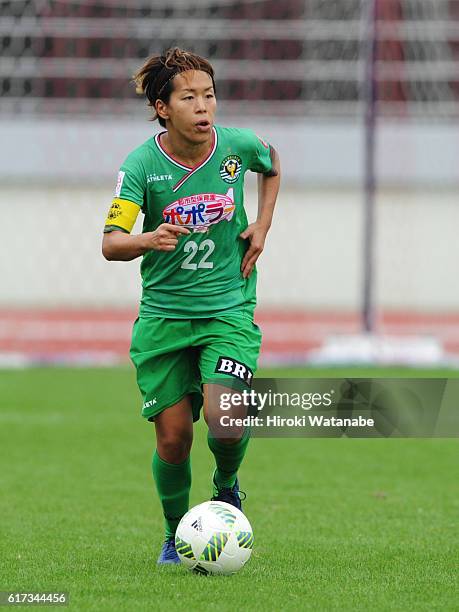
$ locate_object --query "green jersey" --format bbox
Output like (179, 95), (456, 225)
(104, 125), (274, 318)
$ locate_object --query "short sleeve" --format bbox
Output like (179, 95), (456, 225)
(247, 130), (274, 175)
(104, 152), (145, 233)
(114, 153), (146, 207)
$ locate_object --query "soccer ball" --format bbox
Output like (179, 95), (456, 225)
(175, 501), (253, 575)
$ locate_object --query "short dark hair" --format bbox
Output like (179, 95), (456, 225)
(133, 47), (216, 127)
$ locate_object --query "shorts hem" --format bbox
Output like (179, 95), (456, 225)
(141, 390), (203, 422)
(201, 377), (252, 390)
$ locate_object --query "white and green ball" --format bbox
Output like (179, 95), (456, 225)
(175, 501), (253, 575)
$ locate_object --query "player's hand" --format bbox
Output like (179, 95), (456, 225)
(239, 222), (269, 278)
(144, 223), (190, 252)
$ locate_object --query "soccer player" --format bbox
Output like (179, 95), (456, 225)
(102, 47), (280, 565)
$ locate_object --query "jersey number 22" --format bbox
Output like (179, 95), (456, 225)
(181, 239), (215, 270)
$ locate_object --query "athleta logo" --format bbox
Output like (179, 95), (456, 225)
(143, 398), (157, 409)
(191, 517), (203, 532)
(147, 173), (173, 183)
(163, 188), (235, 232)
(215, 357), (253, 386)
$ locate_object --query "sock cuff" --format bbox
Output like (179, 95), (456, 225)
(153, 451), (191, 470)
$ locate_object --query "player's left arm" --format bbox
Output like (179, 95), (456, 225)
(240, 145), (281, 278)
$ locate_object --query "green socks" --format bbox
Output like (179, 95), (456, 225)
(207, 428), (250, 492)
(152, 431), (250, 538)
(152, 451), (191, 539)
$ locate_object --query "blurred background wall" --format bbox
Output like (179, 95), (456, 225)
(1, 0), (459, 364)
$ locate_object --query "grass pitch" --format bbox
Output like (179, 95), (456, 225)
(1, 366), (458, 611)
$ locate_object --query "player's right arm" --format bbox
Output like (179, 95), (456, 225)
(102, 154), (190, 261)
(102, 224), (190, 261)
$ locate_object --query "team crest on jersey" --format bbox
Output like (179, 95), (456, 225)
(163, 187), (235, 233)
(219, 155), (242, 184)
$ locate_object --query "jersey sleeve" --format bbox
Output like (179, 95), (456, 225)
(246, 130), (275, 175)
(104, 153), (145, 234)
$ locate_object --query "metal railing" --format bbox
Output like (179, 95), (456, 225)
(1, 9), (459, 118)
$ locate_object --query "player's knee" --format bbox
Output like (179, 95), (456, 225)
(206, 415), (245, 444)
(217, 434), (242, 446)
(157, 433), (192, 463)
(204, 405), (245, 442)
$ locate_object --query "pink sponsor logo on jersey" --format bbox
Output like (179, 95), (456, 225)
(162, 188), (235, 232)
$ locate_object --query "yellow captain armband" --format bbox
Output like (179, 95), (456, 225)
(104, 198), (141, 233)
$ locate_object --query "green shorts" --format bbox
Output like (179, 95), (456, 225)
(130, 313), (262, 422)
